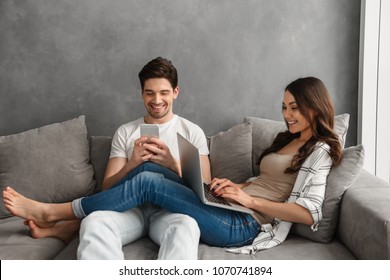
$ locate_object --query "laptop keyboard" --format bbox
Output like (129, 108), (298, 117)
(203, 184), (230, 205)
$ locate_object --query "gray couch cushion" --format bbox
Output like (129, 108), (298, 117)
(244, 117), (285, 176)
(0, 216), (66, 259)
(333, 113), (350, 148)
(0, 116), (95, 218)
(209, 122), (253, 183)
(55, 234), (356, 260)
(291, 144), (365, 242)
(198, 235), (355, 259)
(338, 169), (390, 259)
(89, 136), (113, 192)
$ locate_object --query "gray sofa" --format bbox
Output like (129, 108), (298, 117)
(1, 115), (389, 260)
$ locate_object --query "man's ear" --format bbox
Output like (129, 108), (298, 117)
(173, 86), (179, 99)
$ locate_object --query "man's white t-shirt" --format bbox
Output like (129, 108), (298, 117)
(110, 114), (209, 161)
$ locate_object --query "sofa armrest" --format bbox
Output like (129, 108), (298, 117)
(337, 169), (390, 259)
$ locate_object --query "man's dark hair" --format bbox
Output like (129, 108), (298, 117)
(138, 57), (178, 90)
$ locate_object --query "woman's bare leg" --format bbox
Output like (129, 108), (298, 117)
(3, 186), (76, 227)
(25, 220), (80, 245)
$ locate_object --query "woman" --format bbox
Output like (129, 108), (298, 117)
(3, 77), (342, 250)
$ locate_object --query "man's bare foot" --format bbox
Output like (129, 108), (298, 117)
(3, 186), (55, 228)
(25, 220), (80, 245)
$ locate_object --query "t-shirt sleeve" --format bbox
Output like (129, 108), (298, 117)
(191, 125), (209, 156)
(110, 126), (128, 158)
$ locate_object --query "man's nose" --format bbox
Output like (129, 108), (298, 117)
(153, 93), (162, 103)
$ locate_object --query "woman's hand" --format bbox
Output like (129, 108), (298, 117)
(210, 178), (253, 207)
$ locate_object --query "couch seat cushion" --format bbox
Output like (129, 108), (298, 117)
(89, 136), (113, 192)
(0, 217), (66, 259)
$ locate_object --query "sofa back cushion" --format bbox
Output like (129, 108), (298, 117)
(292, 144), (365, 243)
(244, 117), (286, 176)
(89, 136), (113, 192)
(208, 123), (253, 183)
(0, 116), (95, 219)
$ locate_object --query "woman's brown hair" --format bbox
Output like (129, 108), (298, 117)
(259, 77), (342, 173)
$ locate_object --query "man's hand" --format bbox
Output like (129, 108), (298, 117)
(102, 136), (158, 191)
(130, 136), (155, 166)
(141, 137), (180, 175)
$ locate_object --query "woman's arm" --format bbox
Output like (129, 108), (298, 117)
(211, 179), (314, 225)
(248, 198), (314, 225)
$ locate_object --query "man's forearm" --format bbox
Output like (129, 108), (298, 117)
(102, 161), (138, 191)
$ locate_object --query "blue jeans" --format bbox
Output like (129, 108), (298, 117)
(73, 162), (261, 247)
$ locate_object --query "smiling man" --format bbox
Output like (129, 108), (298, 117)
(79, 57), (211, 259)
(25, 57), (211, 260)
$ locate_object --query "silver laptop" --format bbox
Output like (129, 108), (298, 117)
(177, 133), (253, 214)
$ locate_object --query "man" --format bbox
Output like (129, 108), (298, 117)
(27, 57), (211, 259)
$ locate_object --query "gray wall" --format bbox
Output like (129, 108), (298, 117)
(0, 0), (361, 147)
